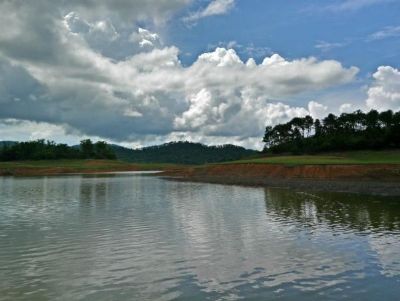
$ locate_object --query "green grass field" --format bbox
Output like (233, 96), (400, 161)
(229, 150), (400, 165)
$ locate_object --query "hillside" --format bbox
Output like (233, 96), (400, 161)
(111, 142), (258, 165)
(0, 141), (17, 147)
(0, 140), (115, 161)
(1, 141), (257, 164)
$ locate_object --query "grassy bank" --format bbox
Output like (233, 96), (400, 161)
(160, 150), (400, 195)
(229, 150), (400, 166)
(2, 154), (400, 195)
(0, 160), (181, 176)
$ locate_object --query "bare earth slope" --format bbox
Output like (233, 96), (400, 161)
(2, 152), (400, 196)
(162, 163), (400, 196)
(0, 160), (178, 176)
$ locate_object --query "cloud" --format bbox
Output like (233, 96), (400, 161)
(0, 44), (357, 145)
(210, 41), (272, 59)
(368, 26), (400, 41)
(130, 28), (162, 49)
(339, 103), (354, 113)
(184, 0), (235, 23)
(64, 0), (192, 24)
(366, 66), (400, 112)
(308, 101), (329, 119)
(0, 0), (190, 62)
(315, 41), (346, 52)
(326, 0), (394, 11)
(0, 118), (88, 145)
(63, 12), (165, 61)
(0, 1), (360, 148)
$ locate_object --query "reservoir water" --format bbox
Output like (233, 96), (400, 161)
(1, 174), (399, 300)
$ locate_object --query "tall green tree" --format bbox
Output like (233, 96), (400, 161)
(80, 139), (94, 159)
(263, 109), (400, 154)
(94, 141), (117, 159)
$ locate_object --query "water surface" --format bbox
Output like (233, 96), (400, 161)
(1, 174), (400, 300)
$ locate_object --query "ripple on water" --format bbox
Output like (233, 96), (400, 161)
(0, 176), (400, 301)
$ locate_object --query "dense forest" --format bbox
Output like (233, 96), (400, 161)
(0, 139), (116, 161)
(263, 109), (400, 154)
(0, 140), (256, 164)
(111, 142), (257, 165)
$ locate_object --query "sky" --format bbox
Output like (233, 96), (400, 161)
(0, 0), (399, 150)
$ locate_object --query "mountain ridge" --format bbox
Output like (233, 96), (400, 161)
(110, 141), (258, 165)
(1, 141), (258, 165)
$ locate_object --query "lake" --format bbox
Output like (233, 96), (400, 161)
(1, 174), (400, 300)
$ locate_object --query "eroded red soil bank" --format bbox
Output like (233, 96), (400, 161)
(162, 164), (400, 196)
(164, 163), (400, 180)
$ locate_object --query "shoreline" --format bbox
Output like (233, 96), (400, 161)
(2, 160), (400, 196)
(160, 163), (400, 196)
(0, 160), (177, 177)
(162, 175), (400, 196)
(0, 167), (155, 177)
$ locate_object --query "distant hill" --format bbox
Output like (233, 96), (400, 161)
(111, 141), (258, 165)
(0, 141), (17, 147)
(1, 140), (258, 165)
(0, 140), (116, 161)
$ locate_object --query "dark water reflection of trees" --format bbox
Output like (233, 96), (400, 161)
(264, 188), (400, 233)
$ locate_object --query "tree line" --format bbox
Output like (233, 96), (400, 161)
(113, 141), (257, 165)
(0, 139), (116, 161)
(263, 109), (400, 154)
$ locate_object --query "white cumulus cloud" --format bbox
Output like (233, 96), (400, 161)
(339, 103), (354, 113)
(308, 101), (329, 119)
(366, 66), (400, 112)
(0, 0), (361, 148)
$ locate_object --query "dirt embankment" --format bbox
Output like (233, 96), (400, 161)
(162, 164), (400, 196)
(0, 167), (142, 177)
(0, 162), (156, 177)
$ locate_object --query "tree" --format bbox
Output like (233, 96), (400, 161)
(323, 114), (338, 134)
(263, 126), (274, 149)
(365, 110), (380, 130)
(379, 110), (394, 128)
(0, 140), (81, 161)
(314, 119), (322, 137)
(80, 139), (94, 158)
(291, 117), (305, 138)
(262, 109), (400, 154)
(94, 141), (116, 159)
(304, 115), (314, 137)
